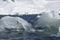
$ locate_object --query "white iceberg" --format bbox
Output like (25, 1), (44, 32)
(1, 16), (35, 32)
(34, 12), (60, 34)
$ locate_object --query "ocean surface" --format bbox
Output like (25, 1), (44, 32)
(0, 31), (60, 40)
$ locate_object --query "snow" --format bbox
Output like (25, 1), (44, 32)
(0, 0), (48, 15)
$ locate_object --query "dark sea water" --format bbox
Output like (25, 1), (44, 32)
(0, 30), (60, 40)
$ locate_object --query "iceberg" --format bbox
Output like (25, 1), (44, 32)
(1, 16), (35, 32)
(33, 12), (60, 35)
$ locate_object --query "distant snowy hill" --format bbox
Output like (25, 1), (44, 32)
(0, 0), (48, 15)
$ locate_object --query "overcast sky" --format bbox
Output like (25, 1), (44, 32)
(0, 0), (60, 15)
